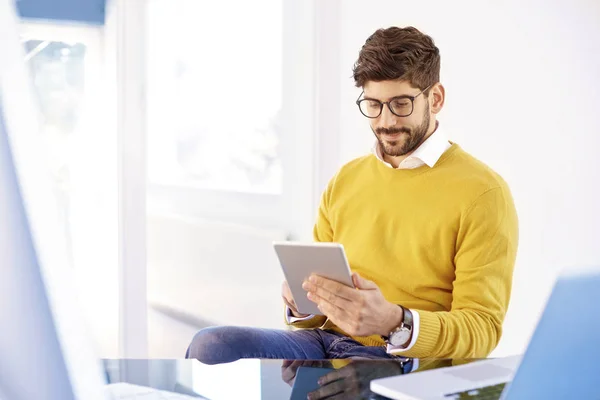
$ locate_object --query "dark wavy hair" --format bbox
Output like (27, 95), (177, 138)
(353, 26), (440, 92)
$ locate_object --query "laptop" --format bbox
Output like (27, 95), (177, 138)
(370, 267), (600, 400)
(0, 1), (200, 399)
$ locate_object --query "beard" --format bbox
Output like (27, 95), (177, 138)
(373, 103), (431, 157)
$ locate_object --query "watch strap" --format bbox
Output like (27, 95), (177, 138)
(383, 305), (413, 344)
(402, 306), (413, 330)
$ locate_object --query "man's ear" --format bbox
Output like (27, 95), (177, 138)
(430, 83), (445, 114)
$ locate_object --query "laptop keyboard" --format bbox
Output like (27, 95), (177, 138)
(444, 383), (507, 399)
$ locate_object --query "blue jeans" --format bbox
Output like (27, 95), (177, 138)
(185, 326), (397, 364)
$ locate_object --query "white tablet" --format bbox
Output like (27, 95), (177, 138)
(273, 241), (355, 316)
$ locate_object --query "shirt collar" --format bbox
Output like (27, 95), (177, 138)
(372, 122), (449, 169)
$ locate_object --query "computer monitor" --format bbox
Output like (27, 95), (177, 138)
(0, 0), (108, 399)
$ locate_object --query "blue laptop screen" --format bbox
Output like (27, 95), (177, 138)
(0, 94), (75, 400)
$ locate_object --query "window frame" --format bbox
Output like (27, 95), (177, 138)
(145, 0), (321, 241)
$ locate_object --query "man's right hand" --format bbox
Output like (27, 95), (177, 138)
(282, 281), (310, 318)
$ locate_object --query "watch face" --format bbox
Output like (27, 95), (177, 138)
(391, 327), (411, 347)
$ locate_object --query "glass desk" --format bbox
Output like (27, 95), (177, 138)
(103, 358), (481, 400)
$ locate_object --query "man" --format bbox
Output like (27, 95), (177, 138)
(186, 26), (518, 364)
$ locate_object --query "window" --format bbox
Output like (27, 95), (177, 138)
(143, 1), (319, 343)
(146, 0), (283, 194)
(20, 23), (102, 266)
(19, 22), (120, 357)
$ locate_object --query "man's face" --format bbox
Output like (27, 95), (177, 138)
(362, 80), (432, 158)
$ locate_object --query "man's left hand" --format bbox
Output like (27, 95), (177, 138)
(307, 360), (403, 400)
(302, 272), (403, 337)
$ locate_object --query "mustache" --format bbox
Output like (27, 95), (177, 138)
(376, 127), (411, 135)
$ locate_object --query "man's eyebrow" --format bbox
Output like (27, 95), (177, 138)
(361, 95), (380, 101)
(362, 94), (413, 101)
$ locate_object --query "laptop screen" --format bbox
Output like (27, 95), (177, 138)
(0, 91), (76, 400)
(501, 270), (600, 399)
(0, 0), (108, 398)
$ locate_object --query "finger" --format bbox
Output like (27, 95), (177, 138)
(317, 369), (345, 386)
(282, 296), (297, 311)
(309, 292), (349, 324)
(281, 367), (296, 383)
(281, 281), (294, 299)
(281, 359), (305, 371)
(282, 360), (305, 378)
(291, 360), (305, 368)
(352, 272), (378, 290)
(282, 281), (296, 298)
(305, 275), (358, 302)
(308, 380), (346, 400)
(305, 285), (355, 311)
(284, 297), (312, 319)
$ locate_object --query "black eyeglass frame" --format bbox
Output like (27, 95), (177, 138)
(355, 84), (432, 118)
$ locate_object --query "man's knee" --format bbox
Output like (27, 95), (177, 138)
(185, 326), (246, 364)
(186, 327), (227, 363)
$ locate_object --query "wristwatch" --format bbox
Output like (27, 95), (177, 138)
(384, 306), (413, 347)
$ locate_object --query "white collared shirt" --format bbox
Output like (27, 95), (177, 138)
(372, 123), (451, 169)
(287, 123), (452, 360)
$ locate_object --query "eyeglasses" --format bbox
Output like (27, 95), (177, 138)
(356, 85), (432, 118)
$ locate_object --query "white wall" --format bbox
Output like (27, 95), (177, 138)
(329, 0), (600, 356)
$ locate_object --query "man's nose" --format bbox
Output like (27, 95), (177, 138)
(379, 105), (397, 128)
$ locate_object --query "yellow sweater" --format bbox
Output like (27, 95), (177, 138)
(287, 143), (519, 359)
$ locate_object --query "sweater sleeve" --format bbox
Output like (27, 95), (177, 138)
(312, 175), (334, 243)
(392, 186), (519, 358)
(284, 178), (334, 329)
